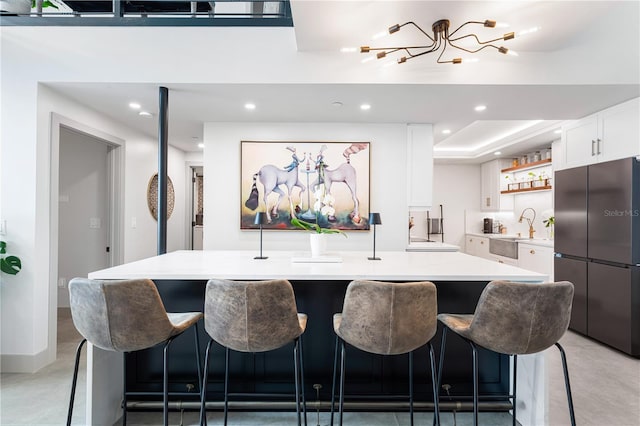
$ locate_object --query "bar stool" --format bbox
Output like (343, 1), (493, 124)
(199, 279), (307, 426)
(331, 280), (440, 426)
(437, 280), (576, 426)
(66, 278), (203, 426)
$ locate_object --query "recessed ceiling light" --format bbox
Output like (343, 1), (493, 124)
(129, 102), (141, 109)
(474, 105), (487, 112)
(494, 151), (502, 156)
(138, 111), (152, 117)
(198, 143), (204, 149)
(442, 129), (451, 135)
(244, 103), (256, 110)
(332, 101), (343, 107)
(360, 104), (371, 111)
(340, 47), (357, 53)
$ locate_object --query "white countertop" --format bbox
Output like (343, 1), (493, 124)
(89, 250), (546, 282)
(406, 241), (460, 252)
(466, 232), (554, 248)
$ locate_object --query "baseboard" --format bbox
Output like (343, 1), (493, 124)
(0, 347), (54, 373)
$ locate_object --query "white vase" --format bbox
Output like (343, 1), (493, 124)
(309, 233), (327, 258)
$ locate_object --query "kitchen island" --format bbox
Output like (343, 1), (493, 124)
(86, 250), (548, 426)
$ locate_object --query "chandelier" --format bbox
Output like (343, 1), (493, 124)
(361, 19), (517, 65)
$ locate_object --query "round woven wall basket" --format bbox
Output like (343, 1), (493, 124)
(147, 173), (175, 221)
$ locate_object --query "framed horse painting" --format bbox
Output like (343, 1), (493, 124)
(241, 141), (371, 231)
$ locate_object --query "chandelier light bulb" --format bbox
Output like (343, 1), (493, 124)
(507, 50), (519, 57)
(518, 26), (540, 37)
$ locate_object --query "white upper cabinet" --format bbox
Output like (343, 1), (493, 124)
(406, 124), (433, 209)
(560, 97), (639, 169)
(480, 159), (513, 212)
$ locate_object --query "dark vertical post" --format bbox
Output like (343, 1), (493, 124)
(158, 87), (169, 255)
(113, 0), (122, 17)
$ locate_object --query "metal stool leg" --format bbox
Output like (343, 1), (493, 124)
(294, 338), (302, 426)
(512, 355), (518, 426)
(66, 339), (87, 426)
(428, 342), (441, 426)
(338, 340), (346, 426)
(194, 323), (203, 393)
(163, 337), (176, 426)
(409, 351), (414, 426)
(556, 343), (576, 426)
(330, 335), (339, 426)
(470, 341), (479, 426)
(298, 335), (307, 426)
(123, 352), (128, 426)
(200, 339), (214, 426)
(223, 347), (230, 426)
(433, 328), (447, 426)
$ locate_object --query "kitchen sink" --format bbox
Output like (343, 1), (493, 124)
(489, 237), (520, 259)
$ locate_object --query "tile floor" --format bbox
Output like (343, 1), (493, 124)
(1, 309), (638, 426)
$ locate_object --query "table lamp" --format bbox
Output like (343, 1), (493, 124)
(368, 213), (382, 260)
(254, 212), (268, 260)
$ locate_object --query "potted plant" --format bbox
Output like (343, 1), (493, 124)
(0, 240), (22, 275)
(543, 216), (555, 239)
(291, 187), (346, 257)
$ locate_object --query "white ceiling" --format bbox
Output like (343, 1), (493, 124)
(47, 0), (640, 163)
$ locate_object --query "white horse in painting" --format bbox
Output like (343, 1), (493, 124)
(312, 163), (361, 223)
(255, 165), (305, 223)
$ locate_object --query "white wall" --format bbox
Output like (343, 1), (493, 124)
(203, 123), (409, 252)
(0, 83), (187, 372)
(411, 164), (481, 248)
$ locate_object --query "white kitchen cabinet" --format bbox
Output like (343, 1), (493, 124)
(480, 159), (513, 212)
(466, 235), (490, 258)
(518, 243), (554, 280)
(561, 97), (639, 169)
(406, 124), (433, 209)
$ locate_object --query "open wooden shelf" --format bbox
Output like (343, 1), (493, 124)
(501, 185), (552, 194)
(501, 158), (552, 173)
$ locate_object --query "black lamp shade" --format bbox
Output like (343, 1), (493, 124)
(369, 213), (382, 225)
(254, 212), (268, 225)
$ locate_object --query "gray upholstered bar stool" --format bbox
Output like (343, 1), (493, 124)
(199, 279), (308, 426)
(66, 278), (203, 426)
(437, 280), (576, 426)
(331, 280), (441, 426)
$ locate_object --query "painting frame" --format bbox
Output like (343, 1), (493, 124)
(240, 141), (370, 231)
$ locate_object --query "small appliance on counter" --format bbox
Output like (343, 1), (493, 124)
(483, 218), (494, 234)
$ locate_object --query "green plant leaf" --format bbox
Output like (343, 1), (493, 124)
(1, 256), (21, 275)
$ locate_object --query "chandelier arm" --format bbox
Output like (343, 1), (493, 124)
(448, 20), (485, 38)
(449, 33), (506, 45)
(403, 21), (436, 43)
(402, 45), (441, 58)
(367, 45), (437, 52)
(448, 41), (498, 54)
(436, 39), (449, 64)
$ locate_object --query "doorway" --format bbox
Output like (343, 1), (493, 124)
(57, 127), (112, 307)
(191, 166), (204, 250)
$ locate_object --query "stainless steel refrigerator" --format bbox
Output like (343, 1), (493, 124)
(554, 157), (640, 357)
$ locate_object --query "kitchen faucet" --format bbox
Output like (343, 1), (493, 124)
(518, 207), (537, 239)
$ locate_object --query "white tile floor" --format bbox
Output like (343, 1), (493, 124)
(1, 309), (639, 426)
